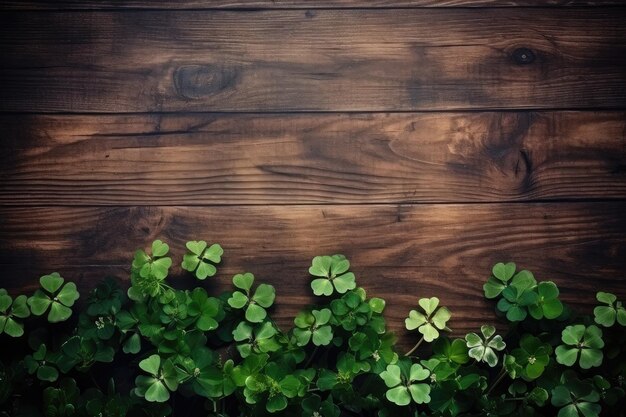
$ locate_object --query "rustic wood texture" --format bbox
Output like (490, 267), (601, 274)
(1, 9), (626, 112)
(1, 203), (624, 350)
(1, 0), (624, 9)
(1, 111), (625, 206)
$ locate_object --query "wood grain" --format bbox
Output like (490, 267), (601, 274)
(1, 9), (625, 112)
(1, 203), (624, 349)
(1, 0), (623, 10)
(1, 111), (625, 205)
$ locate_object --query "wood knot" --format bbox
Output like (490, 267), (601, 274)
(512, 48), (535, 65)
(305, 10), (316, 18)
(173, 64), (239, 100)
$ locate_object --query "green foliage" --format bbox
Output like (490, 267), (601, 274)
(405, 297), (451, 342)
(1, 247), (625, 417)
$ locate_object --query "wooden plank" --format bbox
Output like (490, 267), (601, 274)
(1, 0), (624, 10)
(1, 9), (625, 112)
(1, 112), (625, 205)
(1, 203), (624, 349)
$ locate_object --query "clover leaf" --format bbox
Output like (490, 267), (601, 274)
(134, 354), (179, 403)
(484, 262), (517, 298)
(330, 290), (371, 331)
(302, 394), (340, 417)
(243, 362), (303, 413)
(181, 241), (223, 280)
(309, 255), (356, 296)
(594, 292), (626, 327)
(227, 273), (276, 323)
(552, 381), (601, 417)
(188, 288), (223, 331)
(129, 240), (173, 299)
(465, 325), (506, 367)
(555, 324), (604, 369)
(24, 343), (59, 382)
(27, 273), (79, 323)
(510, 334), (552, 380)
(527, 281), (563, 320)
(379, 361), (431, 406)
(233, 321), (281, 357)
(293, 309), (334, 347)
(0, 290), (30, 337)
(432, 337), (470, 366)
(496, 271), (538, 322)
(405, 297), (451, 342)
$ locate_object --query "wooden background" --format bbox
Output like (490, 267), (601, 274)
(1, 1), (625, 350)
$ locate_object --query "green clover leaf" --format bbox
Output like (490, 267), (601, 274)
(405, 297), (451, 342)
(593, 292), (626, 327)
(181, 241), (223, 280)
(134, 354), (179, 403)
(27, 273), (79, 323)
(555, 324), (604, 369)
(302, 394), (340, 417)
(330, 290), (371, 331)
(527, 281), (563, 320)
(0, 290), (30, 337)
(465, 325), (506, 367)
(484, 262), (516, 298)
(309, 255), (356, 296)
(188, 288), (223, 331)
(227, 273), (276, 323)
(552, 380), (601, 417)
(24, 344), (59, 382)
(379, 361), (431, 406)
(294, 309), (333, 347)
(510, 334), (552, 380)
(129, 240), (173, 299)
(432, 337), (470, 366)
(233, 321), (281, 358)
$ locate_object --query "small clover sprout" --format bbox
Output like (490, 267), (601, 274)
(594, 292), (626, 327)
(0, 290), (30, 337)
(465, 325), (506, 367)
(510, 334), (552, 380)
(134, 354), (179, 403)
(309, 255), (356, 296)
(28, 273), (79, 323)
(555, 324), (604, 369)
(181, 241), (223, 280)
(379, 361), (431, 406)
(227, 273), (276, 323)
(405, 297), (451, 342)
(528, 281), (563, 320)
(330, 290), (371, 331)
(243, 362), (304, 413)
(293, 309), (333, 347)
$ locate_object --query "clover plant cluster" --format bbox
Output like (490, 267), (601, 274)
(0, 246), (625, 417)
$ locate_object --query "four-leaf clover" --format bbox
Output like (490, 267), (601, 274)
(405, 297), (451, 342)
(465, 325), (506, 367)
(309, 255), (356, 296)
(293, 309), (334, 346)
(227, 273), (276, 323)
(379, 361), (431, 406)
(0, 290), (30, 337)
(555, 324), (604, 369)
(28, 273), (79, 323)
(181, 241), (223, 280)
(134, 354), (179, 403)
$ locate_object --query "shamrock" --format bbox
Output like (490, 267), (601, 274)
(302, 394), (340, 417)
(28, 273), (79, 323)
(496, 271), (538, 322)
(134, 354), (179, 403)
(233, 321), (281, 357)
(510, 334), (552, 380)
(594, 292), (626, 327)
(316, 353), (370, 391)
(129, 240), (172, 299)
(555, 324), (604, 369)
(0, 290), (30, 337)
(379, 361), (431, 406)
(527, 281), (563, 320)
(484, 262), (517, 299)
(552, 380), (601, 417)
(330, 290), (371, 331)
(309, 255), (356, 296)
(57, 335), (115, 372)
(405, 297), (451, 342)
(188, 288), (224, 331)
(465, 325), (506, 367)
(24, 343), (59, 382)
(293, 309), (334, 347)
(181, 240), (223, 280)
(244, 362), (303, 413)
(227, 273), (276, 323)
(179, 347), (236, 399)
(432, 337), (470, 366)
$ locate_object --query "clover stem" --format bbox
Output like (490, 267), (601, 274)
(212, 400), (217, 413)
(404, 336), (424, 357)
(486, 366), (507, 396)
(304, 346), (320, 368)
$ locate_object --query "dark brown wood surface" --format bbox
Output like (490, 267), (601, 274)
(1, 9), (626, 112)
(1, 203), (624, 349)
(1, 111), (625, 205)
(1, 0), (624, 9)
(0, 2), (625, 350)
